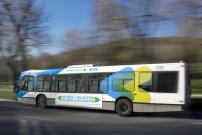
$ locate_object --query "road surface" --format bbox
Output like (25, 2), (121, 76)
(0, 101), (202, 135)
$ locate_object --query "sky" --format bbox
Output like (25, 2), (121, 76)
(36, 0), (94, 54)
(36, 0), (177, 55)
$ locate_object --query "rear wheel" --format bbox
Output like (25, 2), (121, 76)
(116, 99), (132, 116)
(36, 95), (47, 108)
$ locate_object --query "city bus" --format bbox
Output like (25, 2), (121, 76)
(14, 62), (190, 116)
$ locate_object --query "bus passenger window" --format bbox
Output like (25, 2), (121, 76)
(36, 80), (43, 92)
(76, 80), (85, 93)
(22, 76), (29, 91)
(89, 80), (98, 93)
(59, 80), (66, 92)
(112, 72), (134, 92)
(153, 72), (178, 93)
(51, 76), (58, 92)
(43, 80), (50, 92)
(67, 80), (76, 92)
(27, 79), (34, 91)
(98, 79), (108, 93)
(113, 79), (124, 91)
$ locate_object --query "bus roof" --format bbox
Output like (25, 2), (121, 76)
(58, 62), (186, 74)
(20, 68), (63, 78)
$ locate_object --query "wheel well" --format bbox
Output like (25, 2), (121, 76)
(115, 97), (133, 109)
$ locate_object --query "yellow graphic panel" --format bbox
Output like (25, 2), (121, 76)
(139, 72), (152, 84)
(134, 66), (152, 103)
(124, 80), (134, 92)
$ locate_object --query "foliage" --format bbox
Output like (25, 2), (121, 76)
(0, 0), (49, 81)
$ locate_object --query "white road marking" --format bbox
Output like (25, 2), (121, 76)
(191, 94), (202, 99)
(190, 122), (202, 125)
(18, 119), (29, 135)
(18, 116), (53, 122)
(0, 99), (16, 102)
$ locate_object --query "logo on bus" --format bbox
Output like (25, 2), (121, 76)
(57, 96), (100, 103)
(89, 68), (98, 71)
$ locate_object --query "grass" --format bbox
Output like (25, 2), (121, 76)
(0, 91), (16, 100)
(0, 82), (12, 89)
(191, 79), (202, 94)
(0, 82), (15, 100)
(190, 63), (202, 94)
(192, 89), (202, 94)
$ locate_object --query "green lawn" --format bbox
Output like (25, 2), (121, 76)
(190, 63), (202, 94)
(0, 82), (15, 100)
(0, 82), (12, 89)
(0, 91), (16, 100)
(191, 79), (202, 94)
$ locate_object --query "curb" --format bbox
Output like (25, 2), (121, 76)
(0, 99), (16, 102)
(0, 89), (12, 91)
(191, 94), (202, 99)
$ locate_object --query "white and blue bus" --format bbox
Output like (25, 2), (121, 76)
(14, 62), (190, 116)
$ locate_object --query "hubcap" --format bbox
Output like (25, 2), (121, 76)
(120, 103), (128, 112)
(39, 98), (44, 106)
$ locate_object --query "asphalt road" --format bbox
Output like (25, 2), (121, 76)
(0, 101), (202, 135)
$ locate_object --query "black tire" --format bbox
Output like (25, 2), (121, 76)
(36, 95), (47, 108)
(116, 99), (133, 116)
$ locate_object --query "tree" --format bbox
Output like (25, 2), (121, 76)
(94, 0), (129, 41)
(160, 0), (202, 62)
(0, 0), (49, 81)
(61, 29), (86, 50)
(94, 0), (165, 62)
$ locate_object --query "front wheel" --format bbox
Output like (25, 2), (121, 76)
(36, 95), (47, 108)
(116, 99), (133, 116)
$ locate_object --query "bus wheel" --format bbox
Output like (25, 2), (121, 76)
(36, 95), (47, 108)
(116, 99), (132, 116)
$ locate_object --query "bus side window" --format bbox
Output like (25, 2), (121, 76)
(36, 76), (43, 92)
(88, 74), (99, 93)
(112, 72), (133, 92)
(58, 75), (66, 92)
(67, 75), (76, 92)
(27, 77), (34, 92)
(22, 76), (34, 91)
(76, 79), (85, 93)
(22, 76), (29, 91)
(89, 79), (98, 93)
(43, 76), (51, 92)
(153, 72), (178, 93)
(87, 73), (109, 93)
(51, 76), (58, 92)
(23, 81), (28, 91)
(98, 73), (110, 93)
